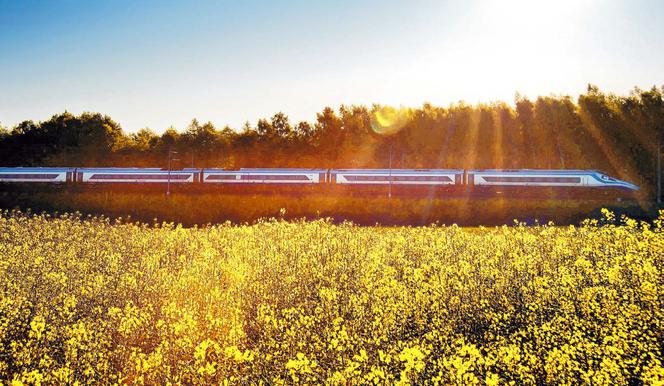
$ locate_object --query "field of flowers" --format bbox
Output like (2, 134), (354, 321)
(0, 210), (662, 385)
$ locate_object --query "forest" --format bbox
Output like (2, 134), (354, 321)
(1, 85), (663, 198)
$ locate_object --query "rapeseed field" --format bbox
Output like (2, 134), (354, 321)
(0, 210), (662, 385)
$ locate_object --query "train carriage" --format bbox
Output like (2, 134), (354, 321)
(330, 169), (464, 186)
(0, 167), (75, 183)
(75, 168), (200, 183)
(203, 168), (327, 184)
(467, 169), (639, 190)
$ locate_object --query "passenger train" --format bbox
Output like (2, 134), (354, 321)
(0, 167), (639, 194)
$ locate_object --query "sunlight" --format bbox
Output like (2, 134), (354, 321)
(370, 106), (413, 136)
(0, 1), (661, 383)
(492, 108), (505, 167)
(406, 0), (602, 105)
(466, 109), (481, 169)
(577, 111), (647, 205)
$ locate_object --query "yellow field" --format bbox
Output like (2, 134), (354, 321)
(0, 211), (662, 385)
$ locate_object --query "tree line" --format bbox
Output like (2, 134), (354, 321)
(1, 84), (663, 196)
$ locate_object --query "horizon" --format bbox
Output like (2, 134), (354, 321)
(2, 0), (664, 133)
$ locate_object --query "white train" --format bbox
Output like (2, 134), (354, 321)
(0, 167), (639, 191)
(203, 169), (327, 184)
(0, 167), (76, 183)
(330, 169), (463, 185)
(75, 168), (201, 183)
(467, 169), (639, 190)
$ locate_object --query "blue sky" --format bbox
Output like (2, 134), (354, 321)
(1, 0), (663, 132)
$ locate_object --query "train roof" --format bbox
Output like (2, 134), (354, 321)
(204, 168), (326, 173)
(0, 167), (75, 171)
(0, 167), (624, 176)
(237, 168), (327, 172)
(76, 168), (200, 172)
(331, 169), (464, 173)
(468, 169), (606, 174)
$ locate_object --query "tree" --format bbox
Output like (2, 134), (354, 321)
(132, 128), (159, 152)
(316, 107), (344, 165)
(271, 112), (293, 140)
(160, 126), (180, 149)
(256, 118), (275, 140)
(295, 121), (315, 141)
(515, 96), (536, 167)
(183, 119), (220, 166)
(75, 112), (124, 153)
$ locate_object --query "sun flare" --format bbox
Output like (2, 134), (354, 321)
(370, 106), (414, 136)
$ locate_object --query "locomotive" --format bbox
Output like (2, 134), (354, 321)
(0, 167), (639, 192)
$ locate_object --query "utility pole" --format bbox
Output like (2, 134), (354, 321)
(167, 150), (178, 196)
(388, 140), (393, 199)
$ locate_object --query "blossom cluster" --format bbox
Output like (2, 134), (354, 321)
(0, 210), (662, 385)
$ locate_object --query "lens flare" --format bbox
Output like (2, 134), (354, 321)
(370, 106), (413, 136)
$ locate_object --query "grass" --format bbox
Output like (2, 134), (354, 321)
(0, 187), (653, 226)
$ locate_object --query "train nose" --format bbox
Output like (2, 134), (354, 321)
(621, 181), (640, 190)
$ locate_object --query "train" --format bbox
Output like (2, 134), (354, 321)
(0, 167), (639, 193)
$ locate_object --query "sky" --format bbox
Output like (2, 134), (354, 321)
(1, 0), (663, 133)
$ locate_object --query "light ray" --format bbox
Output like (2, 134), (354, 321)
(577, 112), (648, 204)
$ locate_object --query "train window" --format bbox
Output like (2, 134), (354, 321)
(89, 174), (191, 180)
(483, 176), (581, 183)
(393, 176), (452, 182)
(240, 175), (310, 180)
(600, 174), (617, 182)
(206, 174), (238, 180)
(344, 175), (453, 182)
(0, 174), (60, 179)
